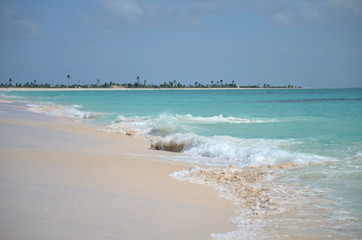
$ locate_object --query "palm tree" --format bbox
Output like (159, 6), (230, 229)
(97, 79), (100, 87)
(137, 76), (140, 84)
(220, 79), (223, 87)
(194, 82), (198, 88)
(66, 74), (71, 86)
(144, 79), (147, 87)
(8, 78), (12, 86)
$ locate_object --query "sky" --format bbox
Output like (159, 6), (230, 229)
(0, 0), (362, 88)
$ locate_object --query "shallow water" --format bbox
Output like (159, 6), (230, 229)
(4, 88), (362, 239)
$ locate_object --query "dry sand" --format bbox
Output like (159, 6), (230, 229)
(0, 101), (236, 240)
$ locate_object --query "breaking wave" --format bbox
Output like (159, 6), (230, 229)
(107, 113), (278, 137)
(151, 133), (331, 167)
(106, 112), (330, 167)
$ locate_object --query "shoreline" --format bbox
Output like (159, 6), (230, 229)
(2, 90), (360, 239)
(1, 87), (359, 92)
(1, 87), (306, 91)
(0, 100), (236, 240)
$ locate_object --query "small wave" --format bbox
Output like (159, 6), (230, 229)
(114, 115), (149, 123)
(27, 103), (101, 120)
(0, 92), (21, 100)
(115, 113), (276, 127)
(108, 112), (277, 140)
(253, 98), (362, 104)
(109, 113), (187, 137)
(0, 93), (15, 103)
(176, 114), (277, 124)
(106, 115), (153, 136)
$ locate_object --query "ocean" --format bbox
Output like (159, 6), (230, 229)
(3, 88), (362, 239)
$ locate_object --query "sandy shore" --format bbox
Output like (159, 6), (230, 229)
(0, 100), (236, 240)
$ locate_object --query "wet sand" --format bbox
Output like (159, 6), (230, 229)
(0, 100), (236, 240)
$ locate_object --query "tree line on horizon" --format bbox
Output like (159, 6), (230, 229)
(1, 76), (301, 89)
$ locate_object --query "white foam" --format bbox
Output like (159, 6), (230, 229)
(107, 112), (280, 147)
(176, 113), (278, 124)
(26, 103), (101, 120)
(106, 115), (153, 136)
(170, 165), (292, 239)
(172, 164), (358, 240)
(107, 113), (332, 167)
(1, 92), (21, 100)
(153, 133), (331, 167)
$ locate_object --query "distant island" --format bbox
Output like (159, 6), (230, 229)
(1, 76), (302, 89)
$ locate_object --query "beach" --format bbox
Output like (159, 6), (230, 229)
(0, 99), (236, 240)
(2, 0), (361, 238)
(1, 88), (361, 239)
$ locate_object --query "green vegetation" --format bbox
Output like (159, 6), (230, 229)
(1, 76), (301, 89)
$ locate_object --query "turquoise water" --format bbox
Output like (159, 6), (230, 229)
(4, 88), (362, 238)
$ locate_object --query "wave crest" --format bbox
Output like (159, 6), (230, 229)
(177, 114), (277, 124)
(151, 134), (194, 152)
(108, 112), (277, 139)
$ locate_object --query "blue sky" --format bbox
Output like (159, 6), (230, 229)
(1, 0), (362, 87)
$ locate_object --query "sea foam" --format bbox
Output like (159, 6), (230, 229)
(172, 163), (359, 240)
(27, 103), (100, 120)
(111, 113), (277, 134)
(107, 112), (332, 167)
(175, 114), (278, 124)
(152, 133), (331, 167)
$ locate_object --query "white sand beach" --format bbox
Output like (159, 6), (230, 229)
(0, 100), (236, 240)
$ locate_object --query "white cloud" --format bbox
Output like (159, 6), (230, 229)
(92, 0), (362, 32)
(241, 0), (323, 27)
(236, 0), (362, 27)
(301, 5), (322, 19)
(100, 0), (143, 23)
(270, 11), (293, 26)
(328, 0), (362, 15)
(14, 19), (39, 38)
(0, 8), (39, 40)
(183, 0), (239, 15)
(96, 0), (207, 31)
